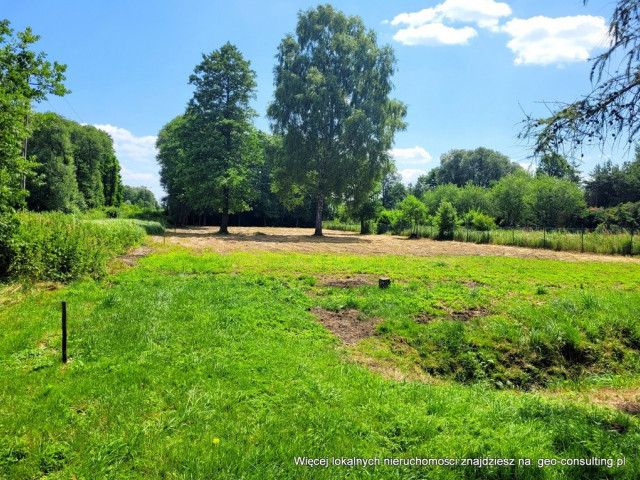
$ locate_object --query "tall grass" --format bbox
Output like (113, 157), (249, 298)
(448, 227), (639, 256)
(325, 221), (639, 256)
(323, 220), (361, 232)
(5, 213), (164, 281)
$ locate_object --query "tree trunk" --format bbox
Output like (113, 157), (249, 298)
(314, 191), (324, 236)
(220, 210), (229, 234)
(360, 218), (366, 235)
(219, 188), (229, 234)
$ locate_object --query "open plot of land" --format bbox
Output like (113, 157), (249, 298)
(2, 228), (640, 479)
(154, 226), (640, 263)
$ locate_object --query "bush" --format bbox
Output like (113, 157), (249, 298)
(104, 206), (120, 218)
(473, 214), (495, 231)
(4, 213), (153, 281)
(435, 201), (458, 239)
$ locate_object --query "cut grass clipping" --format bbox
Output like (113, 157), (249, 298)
(1, 249), (639, 478)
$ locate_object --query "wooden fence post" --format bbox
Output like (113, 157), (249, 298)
(62, 302), (67, 364)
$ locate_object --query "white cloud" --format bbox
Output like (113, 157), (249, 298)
(94, 124), (157, 164)
(391, 146), (434, 165)
(120, 167), (158, 183)
(519, 162), (536, 173)
(501, 15), (608, 66)
(392, 8), (439, 28)
(94, 124), (163, 200)
(394, 23), (478, 46)
(390, 0), (511, 45)
(399, 169), (427, 185)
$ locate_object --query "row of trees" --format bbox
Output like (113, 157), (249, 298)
(25, 112), (123, 212)
(341, 171), (588, 232)
(158, 5), (406, 235)
(123, 185), (158, 209)
(1, 20), (68, 218)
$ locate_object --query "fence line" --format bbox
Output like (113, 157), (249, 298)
(323, 221), (639, 256)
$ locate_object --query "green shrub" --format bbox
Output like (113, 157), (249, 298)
(435, 201), (458, 239)
(104, 207), (120, 218)
(5, 213), (150, 281)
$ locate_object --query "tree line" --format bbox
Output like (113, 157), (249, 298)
(369, 147), (640, 234)
(25, 112), (123, 212)
(3, 0), (640, 241)
(157, 5), (406, 235)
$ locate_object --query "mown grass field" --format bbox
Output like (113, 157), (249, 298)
(1, 234), (639, 479)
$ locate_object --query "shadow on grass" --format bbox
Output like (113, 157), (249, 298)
(164, 227), (369, 244)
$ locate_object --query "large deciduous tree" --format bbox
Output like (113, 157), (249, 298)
(1, 20), (68, 276)
(435, 148), (521, 188)
(26, 113), (81, 212)
(268, 5), (407, 236)
(0, 19), (68, 215)
(522, 0), (640, 155)
(185, 42), (261, 233)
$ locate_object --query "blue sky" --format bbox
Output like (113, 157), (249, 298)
(3, 0), (621, 201)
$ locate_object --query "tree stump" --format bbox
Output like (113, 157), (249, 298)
(379, 277), (391, 289)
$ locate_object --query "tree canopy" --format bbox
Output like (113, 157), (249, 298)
(0, 19), (68, 217)
(432, 148), (521, 188)
(268, 4), (406, 235)
(157, 43), (261, 232)
(24, 112), (122, 212)
(522, 0), (640, 156)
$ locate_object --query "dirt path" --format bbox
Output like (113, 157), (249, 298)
(152, 226), (640, 263)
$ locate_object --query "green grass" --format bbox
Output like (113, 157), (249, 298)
(1, 249), (639, 478)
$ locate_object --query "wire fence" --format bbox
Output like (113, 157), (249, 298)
(323, 221), (639, 256)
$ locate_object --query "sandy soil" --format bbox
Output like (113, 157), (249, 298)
(152, 226), (640, 263)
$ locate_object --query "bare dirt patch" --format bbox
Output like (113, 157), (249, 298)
(416, 306), (489, 323)
(546, 386), (640, 415)
(350, 350), (431, 383)
(152, 226), (640, 263)
(615, 402), (640, 415)
(317, 274), (378, 288)
(311, 308), (380, 345)
(118, 247), (155, 266)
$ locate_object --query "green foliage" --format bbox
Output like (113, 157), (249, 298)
(434, 147), (521, 187)
(26, 113), (83, 213)
(0, 20), (68, 255)
(585, 150), (640, 207)
(122, 185), (158, 209)
(526, 176), (587, 227)
(435, 201), (458, 239)
(376, 208), (406, 234)
(71, 123), (122, 208)
(398, 195), (427, 234)
(421, 183), (460, 214)
(490, 172), (532, 227)
(345, 185), (383, 234)
(268, 5), (406, 235)
(381, 170), (407, 210)
(537, 153), (580, 182)
(2, 213), (150, 281)
(24, 113), (122, 212)
(0, 20), (69, 207)
(464, 209), (497, 231)
(158, 44), (261, 232)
